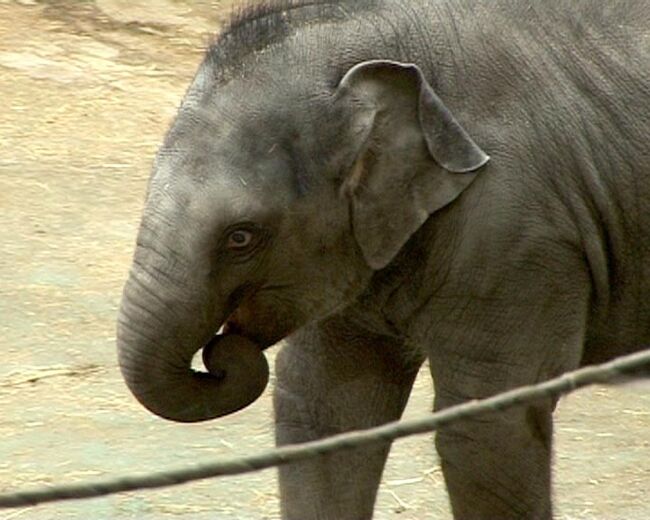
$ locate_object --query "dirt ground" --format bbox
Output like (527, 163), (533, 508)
(0, 1), (648, 519)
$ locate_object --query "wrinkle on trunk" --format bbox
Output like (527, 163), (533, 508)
(116, 253), (269, 423)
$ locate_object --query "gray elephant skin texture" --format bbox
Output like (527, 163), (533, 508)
(116, 1), (650, 519)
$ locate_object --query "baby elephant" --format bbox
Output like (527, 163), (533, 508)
(117, 1), (650, 518)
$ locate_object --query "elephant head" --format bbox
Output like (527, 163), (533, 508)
(117, 59), (488, 423)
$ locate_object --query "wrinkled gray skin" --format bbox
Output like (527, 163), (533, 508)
(117, 0), (650, 518)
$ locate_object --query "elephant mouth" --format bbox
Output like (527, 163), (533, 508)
(213, 285), (296, 351)
(221, 319), (276, 350)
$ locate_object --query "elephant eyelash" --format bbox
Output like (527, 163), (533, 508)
(227, 229), (255, 250)
(219, 224), (270, 262)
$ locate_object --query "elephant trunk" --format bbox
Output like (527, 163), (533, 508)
(116, 242), (269, 423)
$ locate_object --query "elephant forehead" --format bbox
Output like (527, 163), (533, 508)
(146, 153), (297, 228)
(147, 78), (311, 222)
(155, 107), (299, 187)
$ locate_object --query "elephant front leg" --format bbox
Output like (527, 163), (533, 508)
(274, 315), (421, 520)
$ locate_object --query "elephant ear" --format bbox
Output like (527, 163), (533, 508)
(336, 60), (489, 270)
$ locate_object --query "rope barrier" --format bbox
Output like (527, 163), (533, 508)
(0, 349), (648, 509)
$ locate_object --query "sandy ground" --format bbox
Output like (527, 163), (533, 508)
(0, 1), (648, 519)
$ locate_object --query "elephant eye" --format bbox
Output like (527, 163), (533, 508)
(226, 229), (254, 250)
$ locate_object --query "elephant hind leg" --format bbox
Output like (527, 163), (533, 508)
(274, 314), (422, 520)
(434, 399), (555, 519)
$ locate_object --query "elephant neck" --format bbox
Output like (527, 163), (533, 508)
(353, 214), (449, 344)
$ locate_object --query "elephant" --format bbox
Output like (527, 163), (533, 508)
(116, 0), (650, 518)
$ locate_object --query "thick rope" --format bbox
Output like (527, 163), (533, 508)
(0, 349), (648, 509)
